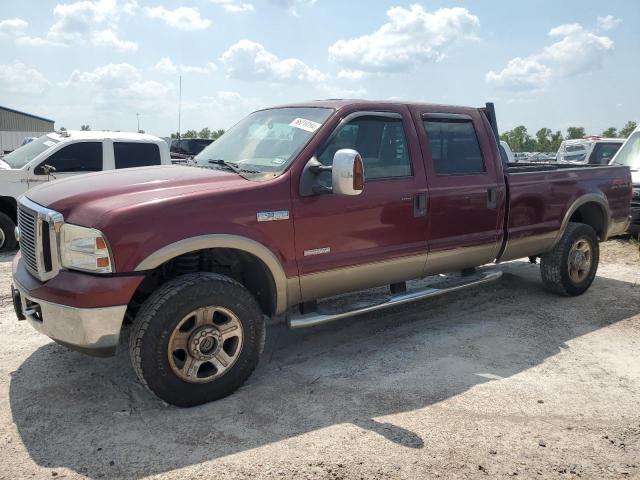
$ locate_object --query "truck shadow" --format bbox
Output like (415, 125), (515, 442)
(9, 261), (639, 479)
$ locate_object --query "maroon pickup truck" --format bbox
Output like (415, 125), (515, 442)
(10, 100), (631, 407)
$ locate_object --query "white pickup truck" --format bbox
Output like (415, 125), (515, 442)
(0, 130), (171, 251)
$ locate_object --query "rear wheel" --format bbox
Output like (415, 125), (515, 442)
(540, 222), (599, 296)
(0, 212), (17, 252)
(130, 272), (265, 407)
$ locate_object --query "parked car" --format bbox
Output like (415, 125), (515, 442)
(10, 100), (630, 407)
(0, 130), (170, 251)
(499, 140), (515, 163)
(557, 137), (624, 165)
(610, 125), (640, 235)
(170, 138), (214, 163)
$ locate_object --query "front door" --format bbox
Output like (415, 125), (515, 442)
(28, 141), (103, 187)
(292, 108), (429, 301)
(413, 110), (504, 274)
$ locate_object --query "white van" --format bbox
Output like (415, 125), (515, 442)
(556, 137), (624, 165)
(610, 126), (640, 234)
(0, 130), (171, 251)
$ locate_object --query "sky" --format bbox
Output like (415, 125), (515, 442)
(0, 0), (638, 137)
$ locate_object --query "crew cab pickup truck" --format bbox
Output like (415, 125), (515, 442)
(10, 100), (631, 407)
(0, 130), (171, 251)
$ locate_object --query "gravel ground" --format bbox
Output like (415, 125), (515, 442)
(0, 240), (638, 479)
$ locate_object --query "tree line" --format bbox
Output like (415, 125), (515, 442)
(170, 128), (225, 140)
(501, 121), (637, 153)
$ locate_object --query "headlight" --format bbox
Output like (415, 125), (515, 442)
(60, 224), (113, 273)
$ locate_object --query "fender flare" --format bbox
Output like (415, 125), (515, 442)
(553, 193), (610, 247)
(134, 234), (290, 314)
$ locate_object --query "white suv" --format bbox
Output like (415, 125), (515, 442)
(556, 137), (624, 165)
(0, 130), (170, 251)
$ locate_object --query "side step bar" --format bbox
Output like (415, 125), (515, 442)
(288, 269), (502, 329)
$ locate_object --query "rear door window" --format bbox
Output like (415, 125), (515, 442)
(589, 143), (622, 165)
(35, 142), (102, 174)
(114, 142), (161, 169)
(423, 119), (485, 175)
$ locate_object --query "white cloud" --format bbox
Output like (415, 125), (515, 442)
(328, 5), (480, 74)
(486, 21), (614, 91)
(145, 6), (211, 31)
(211, 0), (255, 13)
(266, 0), (316, 14)
(337, 69), (368, 81)
(153, 57), (216, 74)
(66, 63), (173, 111)
(220, 40), (326, 83)
(0, 61), (50, 94)
(92, 29), (138, 51)
(0, 18), (28, 35)
(597, 15), (621, 31)
(11, 0), (138, 51)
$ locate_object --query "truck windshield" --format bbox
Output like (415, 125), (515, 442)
(612, 132), (640, 170)
(194, 107), (334, 177)
(3, 134), (59, 169)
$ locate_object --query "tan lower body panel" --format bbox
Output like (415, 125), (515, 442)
(298, 253), (427, 303)
(297, 243), (501, 304)
(498, 231), (557, 263)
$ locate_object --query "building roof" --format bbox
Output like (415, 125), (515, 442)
(0, 105), (55, 124)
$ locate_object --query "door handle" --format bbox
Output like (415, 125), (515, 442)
(486, 187), (498, 209)
(414, 193), (427, 217)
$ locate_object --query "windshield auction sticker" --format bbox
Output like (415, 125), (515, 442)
(289, 118), (322, 133)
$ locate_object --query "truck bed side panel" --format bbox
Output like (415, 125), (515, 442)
(499, 165), (631, 262)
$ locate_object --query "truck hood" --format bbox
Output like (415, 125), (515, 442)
(27, 165), (251, 219)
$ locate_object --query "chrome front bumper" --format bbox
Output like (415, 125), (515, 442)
(11, 279), (126, 357)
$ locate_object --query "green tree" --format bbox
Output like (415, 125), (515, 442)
(535, 128), (552, 152)
(566, 126), (586, 139)
(550, 130), (564, 152)
(211, 129), (225, 141)
(182, 130), (198, 138)
(602, 127), (618, 138)
(619, 121), (637, 138)
(198, 127), (211, 139)
(501, 126), (534, 152)
(80, 124), (90, 131)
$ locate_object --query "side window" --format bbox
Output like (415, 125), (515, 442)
(35, 142), (102, 174)
(318, 115), (412, 180)
(589, 143), (621, 165)
(424, 119), (485, 175)
(114, 142), (161, 169)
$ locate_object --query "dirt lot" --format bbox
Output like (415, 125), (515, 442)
(0, 240), (638, 479)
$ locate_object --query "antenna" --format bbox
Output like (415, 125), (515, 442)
(136, 112), (140, 132)
(178, 75), (182, 139)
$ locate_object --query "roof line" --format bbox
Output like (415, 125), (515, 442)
(0, 105), (55, 123)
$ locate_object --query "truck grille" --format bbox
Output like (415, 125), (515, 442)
(17, 197), (64, 282)
(18, 206), (38, 272)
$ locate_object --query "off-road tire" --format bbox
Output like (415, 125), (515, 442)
(129, 272), (265, 407)
(0, 212), (17, 252)
(540, 222), (599, 296)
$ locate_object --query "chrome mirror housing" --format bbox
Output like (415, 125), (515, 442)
(331, 149), (365, 196)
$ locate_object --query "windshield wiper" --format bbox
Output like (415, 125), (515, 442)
(207, 159), (260, 174)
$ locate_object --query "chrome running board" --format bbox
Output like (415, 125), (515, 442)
(288, 269), (502, 329)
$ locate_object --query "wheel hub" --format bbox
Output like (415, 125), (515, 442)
(188, 326), (222, 361)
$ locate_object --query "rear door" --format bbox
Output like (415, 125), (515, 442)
(292, 107), (429, 301)
(413, 109), (504, 273)
(113, 142), (162, 169)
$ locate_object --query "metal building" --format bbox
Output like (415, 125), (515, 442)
(0, 106), (55, 153)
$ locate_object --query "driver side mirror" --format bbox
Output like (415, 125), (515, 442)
(331, 149), (365, 196)
(299, 149), (365, 197)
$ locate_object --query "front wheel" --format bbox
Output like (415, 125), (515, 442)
(130, 273), (265, 407)
(540, 222), (599, 296)
(0, 212), (17, 252)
